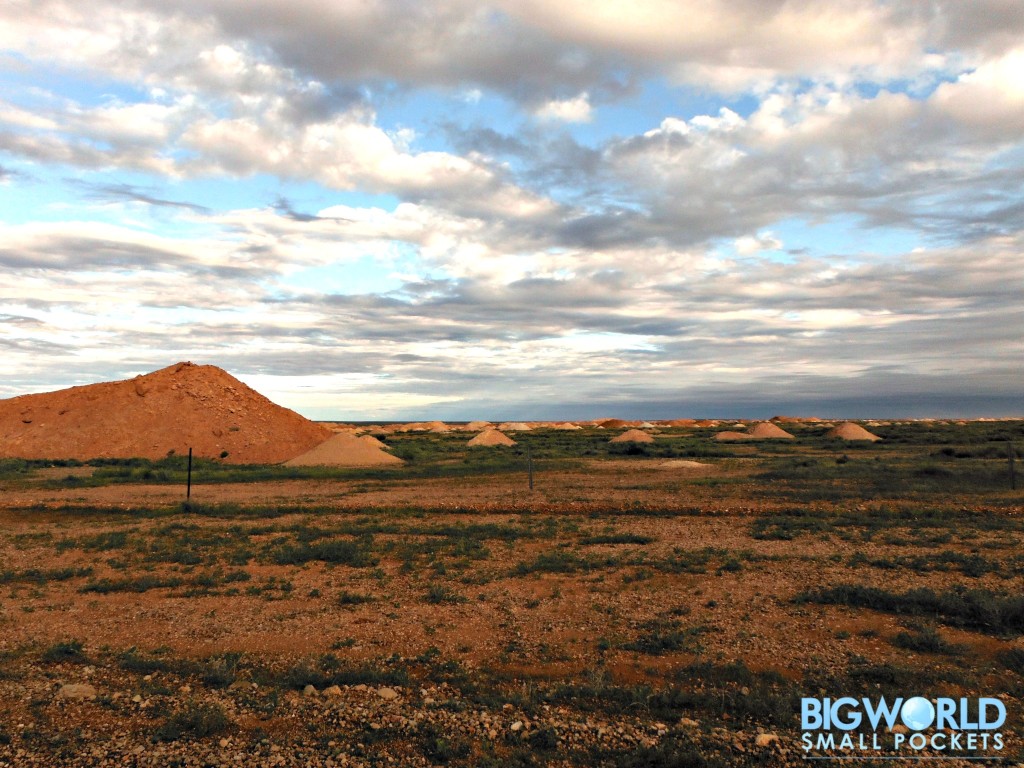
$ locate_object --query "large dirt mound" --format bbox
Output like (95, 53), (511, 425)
(498, 422), (533, 431)
(0, 362), (332, 464)
(609, 429), (655, 444)
(714, 431), (750, 442)
(714, 422), (795, 441)
(827, 422), (882, 441)
(467, 429), (517, 447)
(284, 432), (404, 467)
(748, 422), (795, 439)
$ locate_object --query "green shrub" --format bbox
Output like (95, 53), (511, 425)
(155, 701), (230, 740)
(580, 533), (656, 545)
(41, 640), (88, 664)
(891, 627), (966, 655)
(425, 584), (466, 604)
(624, 621), (706, 655)
(997, 648), (1024, 674)
(797, 583), (1024, 635)
(269, 538), (376, 567)
(80, 575), (185, 594)
(337, 590), (376, 606)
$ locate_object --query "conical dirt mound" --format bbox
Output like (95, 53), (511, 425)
(714, 431), (750, 442)
(826, 422), (881, 441)
(467, 429), (516, 447)
(284, 432), (404, 466)
(609, 429), (655, 444)
(0, 362), (332, 463)
(747, 422), (795, 439)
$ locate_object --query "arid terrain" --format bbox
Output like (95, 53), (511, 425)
(1, 370), (1023, 766)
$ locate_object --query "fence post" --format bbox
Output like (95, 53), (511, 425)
(1010, 442), (1017, 491)
(187, 447), (193, 500)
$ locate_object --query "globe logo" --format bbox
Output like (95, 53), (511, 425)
(901, 697), (936, 730)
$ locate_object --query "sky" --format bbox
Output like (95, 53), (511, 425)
(1, 0), (1022, 420)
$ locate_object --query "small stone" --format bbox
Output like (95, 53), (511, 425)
(323, 685), (342, 697)
(219, 738), (230, 748)
(377, 687), (399, 700)
(132, 695), (143, 704)
(58, 684), (97, 700)
(510, 721), (524, 732)
(678, 718), (699, 729)
(303, 684), (318, 697)
(755, 733), (779, 748)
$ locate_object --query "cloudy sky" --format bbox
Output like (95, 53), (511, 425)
(1, 0), (1022, 419)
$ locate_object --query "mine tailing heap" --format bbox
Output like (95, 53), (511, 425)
(0, 362), (332, 464)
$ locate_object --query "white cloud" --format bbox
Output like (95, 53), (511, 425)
(2, 0), (1023, 416)
(931, 48), (1024, 141)
(534, 92), (593, 123)
(502, 0), (927, 90)
(734, 232), (783, 256)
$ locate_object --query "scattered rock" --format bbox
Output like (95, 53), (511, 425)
(755, 733), (779, 748)
(377, 687), (399, 700)
(57, 683), (97, 700)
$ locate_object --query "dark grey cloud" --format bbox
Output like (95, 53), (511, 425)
(912, 0), (1024, 56)
(0, 312), (46, 327)
(272, 196), (352, 223)
(146, 0), (636, 107)
(0, 335), (76, 356)
(0, 230), (276, 284)
(443, 125), (531, 159)
(71, 181), (212, 214)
